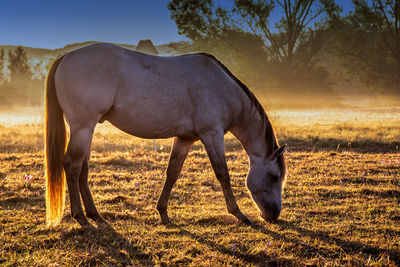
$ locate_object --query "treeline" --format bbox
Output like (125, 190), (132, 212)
(0, 46), (51, 107)
(1, 0), (398, 108)
(168, 0), (400, 103)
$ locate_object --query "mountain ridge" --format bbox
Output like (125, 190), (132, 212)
(0, 41), (181, 63)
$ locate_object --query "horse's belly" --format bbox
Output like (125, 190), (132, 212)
(104, 106), (195, 139)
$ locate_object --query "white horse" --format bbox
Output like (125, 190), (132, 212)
(45, 43), (287, 227)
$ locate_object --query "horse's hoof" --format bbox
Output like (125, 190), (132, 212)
(73, 211), (91, 227)
(95, 216), (109, 226)
(87, 213), (110, 227)
(161, 217), (176, 226)
(96, 220), (110, 228)
(239, 217), (253, 225)
(161, 219), (172, 225)
(159, 213), (172, 225)
(81, 222), (96, 230)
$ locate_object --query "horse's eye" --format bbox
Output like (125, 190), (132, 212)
(271, 175), (279, 183)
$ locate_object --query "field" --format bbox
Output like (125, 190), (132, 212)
(0, 107), (399, 266)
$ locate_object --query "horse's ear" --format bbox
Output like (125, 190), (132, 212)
(272, 144), (287, 159)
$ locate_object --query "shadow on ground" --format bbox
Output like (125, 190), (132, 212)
(252, 220), (400, 265)
(60, 224), (154, 266)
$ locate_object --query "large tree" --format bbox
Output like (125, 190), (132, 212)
(337, 0), (400, 94)
(168, 0), (271, 92)
(168, 0), (339, 94)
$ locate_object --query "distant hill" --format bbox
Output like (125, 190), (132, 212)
(0, 41), (182, 66)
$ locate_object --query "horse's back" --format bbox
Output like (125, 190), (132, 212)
(55, 43), (248, 138)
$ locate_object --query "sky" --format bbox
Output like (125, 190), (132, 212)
(0, 0), (185, 49)
(0, 0), (353, 50)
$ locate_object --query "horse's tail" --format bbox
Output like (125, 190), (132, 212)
(45, 56), (66, 227)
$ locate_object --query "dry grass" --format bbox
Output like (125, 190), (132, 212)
(0, 107), (399, 266)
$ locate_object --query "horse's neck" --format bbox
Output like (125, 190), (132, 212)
(231, 108), (273, 166)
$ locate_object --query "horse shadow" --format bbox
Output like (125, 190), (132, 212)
(251, 219), (400, 265)
(163, 220), (295, 266)
(166, 218), (399, 265)
(167, 226), (292, 266)
(59, 221), (154, 266)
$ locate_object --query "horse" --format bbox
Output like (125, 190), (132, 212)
(45, 43), (287, 227)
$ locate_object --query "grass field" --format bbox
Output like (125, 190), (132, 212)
(0, 107), (399, 266)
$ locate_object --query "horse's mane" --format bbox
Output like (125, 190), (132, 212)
(194, 53), (286, 180)
(194, 53), (279, 153)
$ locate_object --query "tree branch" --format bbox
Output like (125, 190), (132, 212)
(303, 5), (324, 28)
(373, 0), (395, 39)
(276, 0), (285, 9)
(370, 0), (396, 56)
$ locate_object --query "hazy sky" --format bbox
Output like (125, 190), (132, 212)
(0, 0), (353, 50)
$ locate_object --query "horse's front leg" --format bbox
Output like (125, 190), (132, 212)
(157, 137), (194, 224)
(200, 130), (252, 225)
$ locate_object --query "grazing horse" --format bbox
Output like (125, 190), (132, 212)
(45, 43), (287, 227)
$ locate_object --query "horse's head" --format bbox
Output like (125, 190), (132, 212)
(247, 145), (287, 222)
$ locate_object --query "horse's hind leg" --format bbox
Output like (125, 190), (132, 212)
(64, 126), (94, 226)
(157, 137), (194, 224)
(200, 130), (252, 225)
(78, 142), (107, 225)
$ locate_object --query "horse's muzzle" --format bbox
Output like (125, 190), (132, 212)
(260, 203), (281, 222)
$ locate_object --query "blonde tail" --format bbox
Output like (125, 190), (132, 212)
(45, 56), (66, 226)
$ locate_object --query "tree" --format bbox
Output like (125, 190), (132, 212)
(235, 0), (339, 92)
(337, 0), (400, 94)
(168, 0), (340, 94)
(169, 0), (271, 92)
(8, 46), (32, 82)
(32, 60), (46, 80)
(0, 48), (10, 107)
(0, 49), (4, 83)
(168, 0), (241, 42)
(235, 1), (337, 63)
